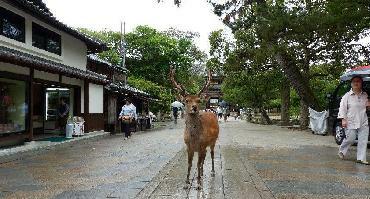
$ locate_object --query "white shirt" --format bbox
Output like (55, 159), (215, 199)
(119, 103), (137, 119)
(338, 89), (368, 129)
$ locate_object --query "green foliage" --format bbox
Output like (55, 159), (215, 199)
(81, 26), (208, 113)
(127, 76), (172, 113)
(221, 69), (282, 109)
(125, 26), (206, 93)
(209, 0), (370, 111)
(82, 26), (207, 95)
(79, 28), (122, 66)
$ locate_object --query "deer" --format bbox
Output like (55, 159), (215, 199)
(169, 67), (220, 190)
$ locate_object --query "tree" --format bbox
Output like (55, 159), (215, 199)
(207, 0), (370, 127)
(127, 76), (172, 113)
(81, 26), (207, 93)
(222, 67), (282, 124)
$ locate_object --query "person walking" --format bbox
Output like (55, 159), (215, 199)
(338, 76), (369, 165)
(118, 99), (136, 140)
(217, 106), (223, 120)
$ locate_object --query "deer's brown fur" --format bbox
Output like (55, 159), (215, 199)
(170, 67), (219, 189)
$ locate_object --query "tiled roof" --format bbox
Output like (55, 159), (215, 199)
(106, 82), (150, 97)
(87, 54), (128, 74)
(9, 0), (108, 53)
(0, 46), (108, 83)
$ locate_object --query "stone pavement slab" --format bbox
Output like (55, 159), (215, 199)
(136, 145), (274, 199)
(0, 123), (184, 199)
(240, 146), (370, 199)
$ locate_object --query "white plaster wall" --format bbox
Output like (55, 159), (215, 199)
(0, 62), (29, 75)
(0, 1), (87, 70)
(89, 83), (103, 114)
(62, 76), (82, 86)
(34, 70), (59, 82)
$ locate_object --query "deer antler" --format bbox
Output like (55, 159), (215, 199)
(169, 66), (187, 96)
(198, 70), (212, 96)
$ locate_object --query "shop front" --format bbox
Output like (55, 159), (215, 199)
(0, 75), (28, 146)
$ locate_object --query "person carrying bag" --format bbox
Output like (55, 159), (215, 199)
(118, 99), (136, 140)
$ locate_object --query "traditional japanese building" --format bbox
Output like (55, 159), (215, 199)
(0, 0), (109, 147)
(87, 55), (151, 134)
(204, 75), (224, 108)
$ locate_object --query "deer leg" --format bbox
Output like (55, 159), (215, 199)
(210, 144), (215, 177)
(186, 148), (194, 185)
(200, 150), (206, 177)
(196, 152), (204, 190)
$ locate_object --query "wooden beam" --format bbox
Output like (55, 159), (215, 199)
(84, 80), (89, 132)
(84, 80), (89, 114)
(29, 68), (34, 141)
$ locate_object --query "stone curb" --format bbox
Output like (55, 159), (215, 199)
(0, 131), (110, 164)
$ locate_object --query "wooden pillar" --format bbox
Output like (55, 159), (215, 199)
(84, 80), (89, 131)
(29, 68), (34, 141)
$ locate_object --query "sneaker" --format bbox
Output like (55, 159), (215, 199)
(338, 152), (344, 160)
(356, 160), (369, 165)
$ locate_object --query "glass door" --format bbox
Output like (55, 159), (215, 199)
(44, 88), (70, 134)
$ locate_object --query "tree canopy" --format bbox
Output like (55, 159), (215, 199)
(81, 26), (207, 112)
(208, 0), (370, 111)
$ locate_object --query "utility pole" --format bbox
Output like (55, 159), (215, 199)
(120, 21), (127, 85)
(120, 21), (126, 69)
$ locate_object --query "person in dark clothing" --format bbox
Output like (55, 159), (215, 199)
(58, 97), (69, 135)
(172, 106), (179, 124)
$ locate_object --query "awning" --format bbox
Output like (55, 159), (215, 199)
(87, 54), (129, 74)
(106, 82), (150, 97)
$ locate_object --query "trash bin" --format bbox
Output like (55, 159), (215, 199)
(66, 123), (74, 139)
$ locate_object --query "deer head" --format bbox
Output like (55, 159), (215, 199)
(169, 66), (212, 115)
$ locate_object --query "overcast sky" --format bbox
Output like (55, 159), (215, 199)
(43, 0), (227, 53)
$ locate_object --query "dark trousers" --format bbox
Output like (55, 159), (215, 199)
(121, 121), (131, 138)
(58, 116), (67, 134)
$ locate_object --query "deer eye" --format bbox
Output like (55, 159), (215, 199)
(185, 100), (189, 103)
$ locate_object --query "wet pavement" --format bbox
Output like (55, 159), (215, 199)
(1, 120), (370, 198)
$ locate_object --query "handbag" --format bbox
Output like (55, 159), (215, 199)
(121, 115), (132, 124)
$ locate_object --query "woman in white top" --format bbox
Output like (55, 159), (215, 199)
(338, 76), (369, 165)
(118, 99), (136, 139)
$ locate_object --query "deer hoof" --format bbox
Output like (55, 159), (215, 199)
(183, 184), (190, 189)
(211, 172), (215, 177)
(185, 180), (190, 184)
(196, 184), (202, 190)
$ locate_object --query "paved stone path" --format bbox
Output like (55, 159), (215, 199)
(138, 120), (370, 199)
(1, 119), (369, 199)
(0, 123), (183, 199)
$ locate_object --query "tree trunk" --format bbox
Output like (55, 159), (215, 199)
(260, 108), (272, 125)
(274, 51), (322, 111)
(280, 78), (291, 126)
(299, 99), (309, 129)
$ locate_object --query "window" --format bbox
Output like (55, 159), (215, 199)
(32, 23), (61, 55)
(0, 7), (25, 42)
(0, 78), (27, 134)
